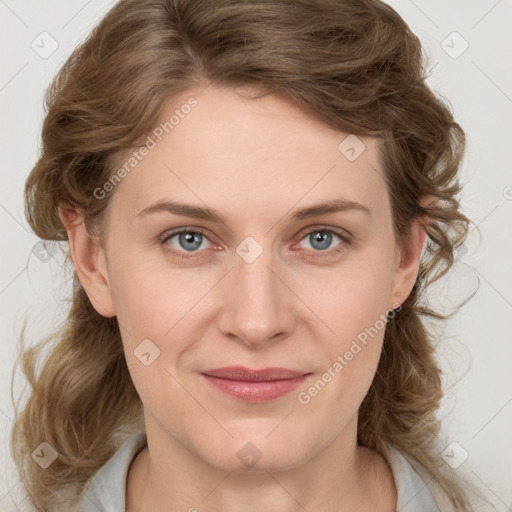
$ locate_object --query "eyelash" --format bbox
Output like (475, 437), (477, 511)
(158, 226), (351, 261)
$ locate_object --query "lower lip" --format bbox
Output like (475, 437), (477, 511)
(201, 374), (310, 402)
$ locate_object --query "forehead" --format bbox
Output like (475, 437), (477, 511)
(106, 85), (388, 225)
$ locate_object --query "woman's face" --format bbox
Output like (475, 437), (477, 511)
(67, 84), (425, 472)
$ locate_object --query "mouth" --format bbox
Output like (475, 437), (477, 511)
(200, 366), (312, 402)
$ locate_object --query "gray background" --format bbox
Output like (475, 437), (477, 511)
(1, 0), (511, 509)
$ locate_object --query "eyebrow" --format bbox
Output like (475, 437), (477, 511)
(136, 198), (370, 223)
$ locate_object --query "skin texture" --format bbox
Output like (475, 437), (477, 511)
(59, 84), (427, 512)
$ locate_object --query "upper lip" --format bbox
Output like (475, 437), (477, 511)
(201, 366), (309, 381)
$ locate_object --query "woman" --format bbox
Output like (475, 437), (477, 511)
(12, 0), (478, 510)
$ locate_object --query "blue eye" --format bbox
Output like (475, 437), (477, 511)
(298, 229), (343, 252)
(160, 226), (349, 260)
(163, 229), (212, 255)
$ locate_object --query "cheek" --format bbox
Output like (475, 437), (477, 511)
(108, 247), (188, 335)
(107, 252), (212, 383)
(297, 288), (387, 425)
(314, 263), (394, 346)
(302, 260), (393, 399)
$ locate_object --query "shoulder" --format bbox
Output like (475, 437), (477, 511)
(382, 445), (457, 512)
(6, 432), (147, 512)
(76, 430), (147, 512)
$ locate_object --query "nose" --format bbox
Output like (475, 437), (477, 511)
(217, 244), (296, 349)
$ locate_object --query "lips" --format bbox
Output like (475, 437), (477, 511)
(200, 366), (311, 402)
(202, 366), (307, 381)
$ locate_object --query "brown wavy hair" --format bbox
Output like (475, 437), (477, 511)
(11, 0), (476, 510)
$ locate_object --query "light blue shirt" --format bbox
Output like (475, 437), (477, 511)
(77, 431), (443, 512)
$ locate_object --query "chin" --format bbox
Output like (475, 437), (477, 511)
(200, 434), (310, 473)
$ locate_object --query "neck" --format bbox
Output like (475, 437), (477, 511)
(126, 414), (396, 512)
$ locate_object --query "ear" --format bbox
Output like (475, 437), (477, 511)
(388, 198), (432, 309)
(58, 203), (115, 317)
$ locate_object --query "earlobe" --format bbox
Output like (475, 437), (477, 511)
(58, 204), (116, 318)
(389, 219), (428, 308)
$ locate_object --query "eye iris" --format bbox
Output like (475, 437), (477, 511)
(179, 232), (202, 251)
(310, 230), (332, 250)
